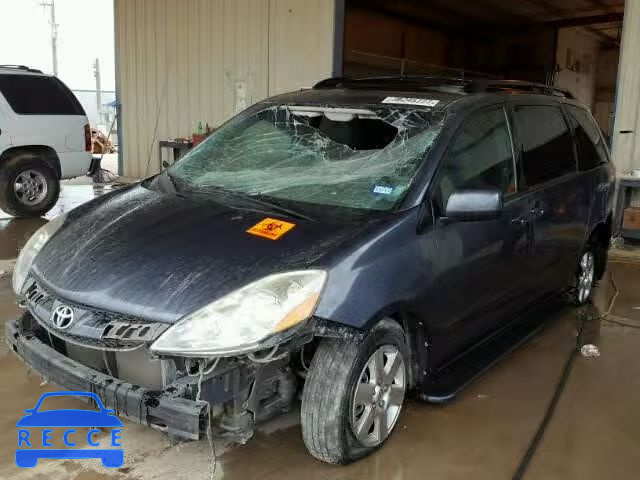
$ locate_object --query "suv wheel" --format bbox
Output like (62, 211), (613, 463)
(0, 153), (60, 217)
(301, 319), (407, 464)
(569, 248), (595, 305)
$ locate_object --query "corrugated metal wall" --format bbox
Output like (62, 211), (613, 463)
(269, 0), (336, 95)
(612, 0), (640, 175)
(114, 0), (335, 177)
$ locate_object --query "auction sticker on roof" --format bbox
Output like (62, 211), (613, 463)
(247, 218), (296, 240)
(382, 96), (440, 107)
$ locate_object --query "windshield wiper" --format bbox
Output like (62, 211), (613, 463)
(198, 186), (316, 222)
(165, 174), (316, 221)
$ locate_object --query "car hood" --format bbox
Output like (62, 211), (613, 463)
(32, 184), (365, 323)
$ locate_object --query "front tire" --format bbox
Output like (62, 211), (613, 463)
(301, 319), (408, 464)
(0, 153), (60, 217)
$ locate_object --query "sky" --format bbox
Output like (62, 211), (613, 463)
(0, 0), (115, 91)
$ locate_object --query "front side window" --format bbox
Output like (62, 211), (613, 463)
(436, 107), (516, 211)
(514, 105), (576, 188)
(567, 105), (609, 171)
(0, 74), (84, 115)
(167, 105), (445, 211)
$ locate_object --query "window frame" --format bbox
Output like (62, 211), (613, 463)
(509, 101), (578, 193)
(565, 104), (610, 171)
(429, 103), (519, 215)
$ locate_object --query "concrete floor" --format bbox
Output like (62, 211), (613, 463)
(1, 186), (639, 480)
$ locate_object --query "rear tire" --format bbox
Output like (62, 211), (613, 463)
(0, 153), (60, 217)
(301, 319), (408, 464)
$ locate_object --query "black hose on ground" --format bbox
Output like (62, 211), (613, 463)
(513, 267), (626, 479)
(511, 309), (587, 480)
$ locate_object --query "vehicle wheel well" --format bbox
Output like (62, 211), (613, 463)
(310, 314), (422, 389)
(395, 312), (427, 388)
(589, 214), (612, 280)
(0, 146), (61, 179)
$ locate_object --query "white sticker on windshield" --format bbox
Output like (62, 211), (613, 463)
(382, 96), (440, 107)
(373, 185), (394, 195)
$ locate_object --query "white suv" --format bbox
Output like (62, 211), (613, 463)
(0, 65), (91, 217)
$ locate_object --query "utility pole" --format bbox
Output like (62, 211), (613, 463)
(39, 0), (58, 76)
(94, 57), (102, 119)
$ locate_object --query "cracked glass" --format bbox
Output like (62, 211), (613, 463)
(168, 104), (445, 211)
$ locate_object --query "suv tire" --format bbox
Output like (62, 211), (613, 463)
(568, 246), (595, 305)
(0, 153), (60, 217)
(301, 319), (408, 464)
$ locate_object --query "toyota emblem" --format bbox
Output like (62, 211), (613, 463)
(51, 305), (74, 329)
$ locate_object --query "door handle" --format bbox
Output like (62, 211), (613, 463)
(511, 216), (526, 225)
(530, 207), (544, 217)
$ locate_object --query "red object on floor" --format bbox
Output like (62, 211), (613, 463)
(623, 207), (640, 230)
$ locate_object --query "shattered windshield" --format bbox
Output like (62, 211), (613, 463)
(167, 104), (445, 211)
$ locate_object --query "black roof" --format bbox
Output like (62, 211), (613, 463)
(0, 64), (44, 74)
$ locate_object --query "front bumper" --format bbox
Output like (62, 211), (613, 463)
(6, 319), (206, 440)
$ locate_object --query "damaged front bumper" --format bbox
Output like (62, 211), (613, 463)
(6, 318), (206, 440)
(6, 310), (308, 442)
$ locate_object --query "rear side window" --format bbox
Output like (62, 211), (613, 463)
(0, 74), (85, 115)
(436, 107), (516, 211)
(514, 105), (575, 188)
(567, 105), (609, 170)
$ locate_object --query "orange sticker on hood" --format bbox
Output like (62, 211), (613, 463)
(247, 218), (296, 240)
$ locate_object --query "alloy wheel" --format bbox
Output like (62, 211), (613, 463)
(578, 251), (595, 303)
(351, 345), (406, 447)
(14, 170), (48, 206)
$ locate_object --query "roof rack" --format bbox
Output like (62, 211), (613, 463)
(313, 76), (574, 99)
(0, 64), (44, 74)
(470, 80), (573, 99)
(314, 76), (468, 90)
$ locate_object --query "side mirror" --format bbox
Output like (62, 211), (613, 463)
(444, 188), (503, 222)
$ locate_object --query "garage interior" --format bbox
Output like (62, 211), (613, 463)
(343, 0), (624, 139)
(1, 0), (640, 479)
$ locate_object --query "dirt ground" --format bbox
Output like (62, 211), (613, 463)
(1, 185), (639, 479)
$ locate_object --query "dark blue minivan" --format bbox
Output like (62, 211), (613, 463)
(8, 76), (613, 464)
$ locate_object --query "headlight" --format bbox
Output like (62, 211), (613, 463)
(12, 214), (67, 295)
(150, 270), (326, 357)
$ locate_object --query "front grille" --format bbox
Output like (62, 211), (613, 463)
(24, 278), (177, 390)
(24, 278), (169, 351)
(91, 310), (147, 324)
(47, 325), (144, 351)
(26, 280), (143, 324)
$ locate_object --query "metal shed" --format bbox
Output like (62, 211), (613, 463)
(114, 0), (337, 177)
